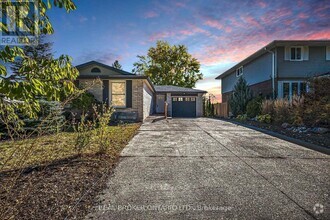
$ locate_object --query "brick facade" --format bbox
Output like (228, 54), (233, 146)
(117, 79), (144, 121)
(79, 79), (147, 121)
(222, 79), (273, 103)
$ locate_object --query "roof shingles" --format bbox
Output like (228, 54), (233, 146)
(154, 85), (207, 93)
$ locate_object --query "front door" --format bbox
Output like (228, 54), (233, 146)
(156, 95), (165, 113)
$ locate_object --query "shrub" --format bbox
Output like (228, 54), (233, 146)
(71, 92), (97, 112)
(257, 114), (272, 124)
(229, 76), (252, 116)
(23, 100), (65, 134)
(73, 114), (94, 155)
(203, 96), (214, 117)
(93, 104), (115, 154)
(236, 114), (247, 121)
(303, 76), (330, 128)
(273, 99), (291, 124)
(261, 99), (274, 116)
(291, 95), (305, 126)
(246, 97), (262, 118)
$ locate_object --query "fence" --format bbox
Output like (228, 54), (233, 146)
(214, 102), (229, 118)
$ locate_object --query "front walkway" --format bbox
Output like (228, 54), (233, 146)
(86, 118), (330, 219)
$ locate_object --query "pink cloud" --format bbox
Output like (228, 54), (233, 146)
(229, 18), (244, 28)
(175, 2), (186, 7)
(305, 31), (330, 40)
(144, 11), (159, 18)
(257, 1), (267, 8)
(149, 24), (210, 41)
(260, 7), (292, 25)
(224, 26), (232, 33)
(149, 31), (174, 41)
(195, 27), (330, 67)
(204, 18), (223, 30)
(284, 20), (293, 25)
(298, 12), (308, 19)
(242, 15), (261, 28)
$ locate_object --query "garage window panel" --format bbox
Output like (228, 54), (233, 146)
(173, 97), (177, 101)
(191, 97), (196, 101)
(178, 97), (183, 101)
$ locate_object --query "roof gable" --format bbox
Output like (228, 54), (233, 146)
(76, 61), (135, 76)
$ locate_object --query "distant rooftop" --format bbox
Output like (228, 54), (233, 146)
(154, 85), (207, 93)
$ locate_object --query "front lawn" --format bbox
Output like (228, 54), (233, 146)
(0, 123), (140, 219)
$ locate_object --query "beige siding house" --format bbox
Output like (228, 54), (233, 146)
(76, 61), (206, 121)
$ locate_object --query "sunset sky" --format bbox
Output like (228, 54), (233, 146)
(47, 0), (330, 102)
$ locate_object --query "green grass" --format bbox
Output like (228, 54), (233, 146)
(0, 124), (140, 172)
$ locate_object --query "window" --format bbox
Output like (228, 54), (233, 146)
(172, 97), (177, 101)
(178, 97), (183, 101)
(283, 83), (290, 98)
(185, 97), (190, 101)
(190, 97), (196, 101)
(111, 82), (126, 107)
(326, 46), (330, 60)
(279, 81), (308, 99)
(292, 82), (299, 96)
(236, 66), (243, 77)
(91, 67), (101, 73)
(290, 47), (303, 61)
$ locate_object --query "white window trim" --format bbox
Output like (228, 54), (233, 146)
(289, 46), (304, 61)
(110, 80), (126, 108)
(236, 66), (243, 77)
(326, 46), (330, 61)
(278, 80), (309, 99)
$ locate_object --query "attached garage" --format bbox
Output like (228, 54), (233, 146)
(154, 85), (207, 118)
(172, 97), (196, 117)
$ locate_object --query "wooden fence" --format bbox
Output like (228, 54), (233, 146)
(214, 102), (229, 118)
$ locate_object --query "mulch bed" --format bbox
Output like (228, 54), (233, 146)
(0, 154), (117, 220)
(233, 119), (330, 148)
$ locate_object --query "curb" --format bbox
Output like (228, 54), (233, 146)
(151, 116), (166, 123)
(220, 118), (330, 155)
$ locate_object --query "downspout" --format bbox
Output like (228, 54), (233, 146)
(264, 47), (275, 99)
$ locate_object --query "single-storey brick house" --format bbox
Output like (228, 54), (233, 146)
(76, 61), (206, 121)
(216, 40), (330, 102)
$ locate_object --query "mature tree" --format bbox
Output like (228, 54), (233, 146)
(229, 76), (252, 116)
(133, 41), (203, 88)
(10, 34), (53, 74)
(0, 0), (77, 133)
(111, 60), (122, 70)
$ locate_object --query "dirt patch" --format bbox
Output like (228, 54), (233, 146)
(0, 123), (141, 219)
(0, 154), (116, 219)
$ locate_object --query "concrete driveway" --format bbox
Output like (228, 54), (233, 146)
(86, 118), (330, 220)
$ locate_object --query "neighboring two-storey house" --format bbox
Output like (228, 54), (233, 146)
(216, 40), (330, 102)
